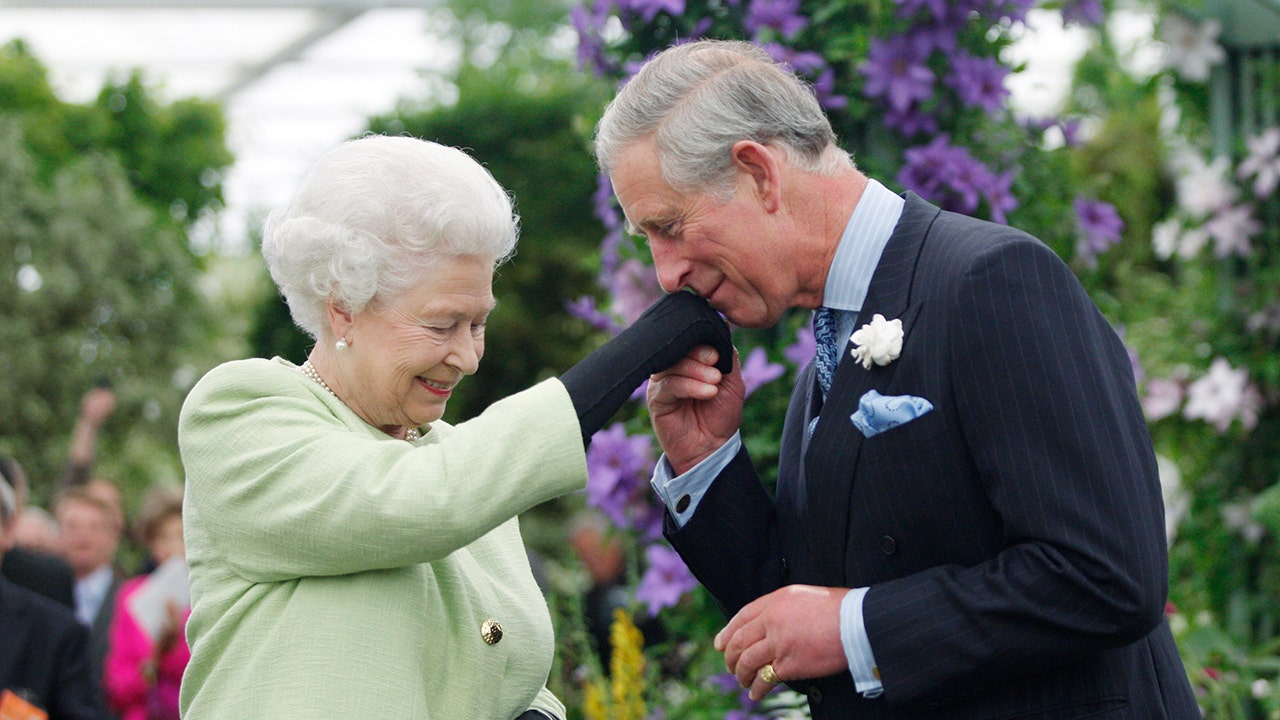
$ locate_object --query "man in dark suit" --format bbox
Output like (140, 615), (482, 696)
(594, 39), (1200, 719)
(1, 455), (77, 608)
(52, 488), (122, 705)
(1, 478), (107, 720)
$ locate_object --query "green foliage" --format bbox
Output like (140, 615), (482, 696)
(0, 40), (231, 224)
(0, 40), (233, 506)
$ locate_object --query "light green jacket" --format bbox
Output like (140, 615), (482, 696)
(177, 358), (586, 719)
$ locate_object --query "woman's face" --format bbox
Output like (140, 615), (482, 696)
(149, 513), (185, 565)
(337, 254), (495, 433)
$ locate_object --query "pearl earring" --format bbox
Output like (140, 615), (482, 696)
(335, 337), (349, 351)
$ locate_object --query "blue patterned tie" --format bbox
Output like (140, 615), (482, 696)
(813, 306), (840, 397)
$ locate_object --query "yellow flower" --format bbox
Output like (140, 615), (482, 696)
(581, 608), (647, 720)
(609, 609), (646, 720)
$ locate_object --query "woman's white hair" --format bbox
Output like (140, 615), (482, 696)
(594, 39), (851, 200)
(261, 135), (519, 341)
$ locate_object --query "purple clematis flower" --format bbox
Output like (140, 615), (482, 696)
(764, 42), (825, 76)
(894, 0), (950, 22)
(946, 51), (1010, 114)
(636, 544), (699, 616)
(571, 3), (612, 75)
(744, 0), (809, 40)
(567, 296), (620, 333)
(860, 35), (935, 115)
(784, 323), (817, 368)
(765, 44), (846, 109)
(899, 135), (1011, 221)
(985, 170), (1019, 225)
(586, 424), (657, 532)
(1061, 0), (1106, 27)
(1074, 196), (1125, 266)
(609, 258), (665, 325)
(978, 0), (1035, 24)
(811, 67), (849, 110)
(741, 346), (786, 397)
(884, 104), (940, 136)
(618, 0), (686, 23)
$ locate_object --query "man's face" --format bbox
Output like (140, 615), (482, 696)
(609, 139), (796, 329)
(56, 498), (119, 578)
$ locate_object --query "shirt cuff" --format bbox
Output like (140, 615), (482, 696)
(649, 433), (742, 528)
(840, 587), (884, 698)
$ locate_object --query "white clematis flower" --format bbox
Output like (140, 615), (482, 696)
(1159, 14), (1226, 82)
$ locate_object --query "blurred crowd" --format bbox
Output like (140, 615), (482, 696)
(2, 387), (190, 720)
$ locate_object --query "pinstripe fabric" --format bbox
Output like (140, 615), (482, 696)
(666, 194), (1199, 719)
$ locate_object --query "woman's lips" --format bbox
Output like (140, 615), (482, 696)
(417, 377), (453, 397)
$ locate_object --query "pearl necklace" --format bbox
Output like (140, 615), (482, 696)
(300, 360), (420, 443)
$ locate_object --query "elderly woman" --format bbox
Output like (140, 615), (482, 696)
(177, 135), (730, 719)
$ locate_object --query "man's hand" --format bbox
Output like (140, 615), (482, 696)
(80, 387), (117, 427)
(715, 585), (850, 701)
(646, 345), (744, 474)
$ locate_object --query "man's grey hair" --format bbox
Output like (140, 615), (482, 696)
(594, 39), (851, 199)
(261, 135), (519, 342)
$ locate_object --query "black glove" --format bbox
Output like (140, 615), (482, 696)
(514, 712), (555, 720)
(560, 291), (734, 446)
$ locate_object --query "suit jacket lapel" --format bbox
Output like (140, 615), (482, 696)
(803, 193), (939, 583)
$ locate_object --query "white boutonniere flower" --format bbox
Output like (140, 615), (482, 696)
(850, 314), (903, 370)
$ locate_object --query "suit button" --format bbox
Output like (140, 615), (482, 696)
(809, 687), (824, 705)
(780, 556), (790, 578)
(675, 494), (691, 513)
(880, 535), (897, 555)
(481, 618), (503, 644)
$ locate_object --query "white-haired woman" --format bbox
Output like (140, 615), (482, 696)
(177, 135), (731, 719)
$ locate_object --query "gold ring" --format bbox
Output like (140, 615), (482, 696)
(759, 663), (779, 685)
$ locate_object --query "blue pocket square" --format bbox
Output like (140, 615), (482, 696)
(850, 389), (933, 438)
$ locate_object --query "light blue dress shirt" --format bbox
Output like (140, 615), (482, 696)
(74, 563), (114, 627)
(651, 179), (904, 699)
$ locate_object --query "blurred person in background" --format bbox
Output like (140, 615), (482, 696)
(1, 454), (76, 609)
(1, 475), (108, 720)
(103, 486), (189, 720)
(62, 385), (116, 491)
(13, 505), (64, 556)
(569, 512), (629, 660)
(53, 486), (122, 706)
(177, 135), (730, 719)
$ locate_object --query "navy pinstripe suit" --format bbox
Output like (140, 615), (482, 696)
(666, 194), (1200, 719)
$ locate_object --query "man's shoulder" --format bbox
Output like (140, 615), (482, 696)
(1, 548), (75, 607)
(3, 547), (74, 582)
(0, 577), (82, 633)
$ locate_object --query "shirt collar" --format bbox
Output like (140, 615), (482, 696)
(821, 179), (905, 313)
(75, 564), (114, 624)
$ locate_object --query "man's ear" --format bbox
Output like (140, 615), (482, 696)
(730, 140), (782, 213)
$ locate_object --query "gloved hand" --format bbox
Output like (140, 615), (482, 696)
(560, 291), (734, 445)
